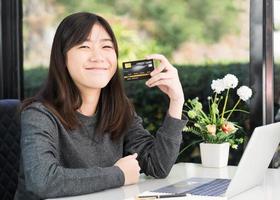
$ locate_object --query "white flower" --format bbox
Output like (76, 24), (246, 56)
(223, 74), (238, 89)
(211, 79), (225, 94)
(237, 86), (252, 101)
(206, 124), (216, 135)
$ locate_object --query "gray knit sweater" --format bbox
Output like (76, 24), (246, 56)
(14, 102), (187, 200)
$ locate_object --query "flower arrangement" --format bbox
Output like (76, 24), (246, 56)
(184, 74), (252, 149)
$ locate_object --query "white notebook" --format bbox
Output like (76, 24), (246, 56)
(137, 191), (227, 199)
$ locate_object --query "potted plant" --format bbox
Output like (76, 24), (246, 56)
(183, 74), (252, 168)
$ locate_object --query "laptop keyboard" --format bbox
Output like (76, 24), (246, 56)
(187, 179), (231, 196)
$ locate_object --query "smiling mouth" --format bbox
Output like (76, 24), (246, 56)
(85, 67), (108, 70)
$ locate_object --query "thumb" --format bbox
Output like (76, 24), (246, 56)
(131, 153), (138, 158)
(123, 153), (138, 160)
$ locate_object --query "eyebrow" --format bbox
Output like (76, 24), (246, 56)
(84, 38), (113, 42)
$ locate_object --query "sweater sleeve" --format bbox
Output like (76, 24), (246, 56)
(123, 113), (188, 178)
(20, 106), (124, 199)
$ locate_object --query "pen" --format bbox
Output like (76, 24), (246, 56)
(137, 193), (188, 199)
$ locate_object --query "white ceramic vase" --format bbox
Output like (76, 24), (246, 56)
(199, 142), (230, 168)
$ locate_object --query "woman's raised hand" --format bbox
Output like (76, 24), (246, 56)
(145, 54), (185, 119)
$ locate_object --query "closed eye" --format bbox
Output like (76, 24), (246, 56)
(79, 45), (90, 49)
(103, 45), (114, 49)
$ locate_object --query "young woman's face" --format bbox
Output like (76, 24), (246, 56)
(66, 23), (117, 91)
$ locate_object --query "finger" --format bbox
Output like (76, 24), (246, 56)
(146, 73), (171, 87)
(146, 73), (173, 86)
(149, 79), (172, 88)
(137, 165), (141, 172)
(146, 54), (168, 63)
(122, 153), (137, 160)
(150, 63), (166, 77)
(146, 54), (175, 72)
(127, 153), (138, 159)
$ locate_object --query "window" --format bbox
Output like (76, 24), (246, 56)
(22, 0), (251, 165)
(274, 0), (280, 122)
(273, 0), (280, 167)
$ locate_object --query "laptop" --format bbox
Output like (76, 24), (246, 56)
(138, 122), (280, 199)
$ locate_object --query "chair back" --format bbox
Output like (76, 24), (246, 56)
(0, 99), (21, 200)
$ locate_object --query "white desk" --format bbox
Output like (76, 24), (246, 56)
(48, 163), (280, 200)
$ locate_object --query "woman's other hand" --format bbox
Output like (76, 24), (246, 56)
(114, 153), (140, 185)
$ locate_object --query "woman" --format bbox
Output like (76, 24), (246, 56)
(14, 12), (187, 199)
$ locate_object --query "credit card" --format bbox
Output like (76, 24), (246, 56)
(122, 59), (154, 81)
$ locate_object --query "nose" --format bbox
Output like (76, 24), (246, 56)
(89, 48), (104, 62)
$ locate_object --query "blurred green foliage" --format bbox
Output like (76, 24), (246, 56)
(113, 23), (162, 64)
(24, 67), (47, 97)
(55, 0), (240, 59)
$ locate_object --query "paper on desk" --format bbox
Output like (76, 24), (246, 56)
(134, 191), (227, 200)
